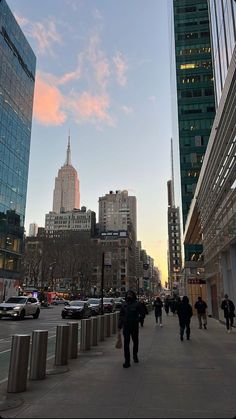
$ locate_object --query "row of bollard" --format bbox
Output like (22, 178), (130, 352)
(7, 312), (119, 394)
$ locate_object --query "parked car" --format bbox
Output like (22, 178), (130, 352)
(0, 296), (40, 320)
(103, 298), (115, 313)
(52, 297), (69, 305)
(114, 297), (125, 311)
(61, 300), (92, 319)
(87, 298), (102, 315)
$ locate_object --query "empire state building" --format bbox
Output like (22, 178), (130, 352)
(52, 136), (80, 213)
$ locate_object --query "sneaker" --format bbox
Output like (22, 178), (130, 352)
(160, 324), (162, 327)
(123, 362), (131, 368)
(133, 356), (139, 363)
(228, 329), (231, 334)
(204, 325), (207, 330)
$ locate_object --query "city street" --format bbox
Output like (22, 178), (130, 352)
(0, 306), (78, 384)
(1, 312), (236, 418)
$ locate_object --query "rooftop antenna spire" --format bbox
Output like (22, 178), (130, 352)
(171, 138), (175, 207)
(66, 130), (71, 165)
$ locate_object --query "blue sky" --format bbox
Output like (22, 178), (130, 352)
(7, 0), (179, 283)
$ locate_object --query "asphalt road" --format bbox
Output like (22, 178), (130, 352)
(0, 305), (80, 384)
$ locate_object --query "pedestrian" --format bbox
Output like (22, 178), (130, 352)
(139, 298), (148, 327)
(177, 295), (193, 341)
(154, 296), (163, 326)
(164, 297), (170, 316)
(118, 290), (143, 368)
(194, 296), (208, 329)
(221, 294), (235, 333)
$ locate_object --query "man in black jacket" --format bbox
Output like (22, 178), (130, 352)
(221, 294), (235, 333)
(177, 296), (193, 341)
(118, 290), (143, 368)
(194, 296), (208, 329)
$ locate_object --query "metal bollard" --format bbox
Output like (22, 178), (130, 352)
(105, 314), (111, 337)
(68, 322), (78, 359)
(55, 324), (70, 366)
(29, 330), (48, 380)
(99, 315), (105, 341)
(80, 318), (92, 351)
(91, 317), (98, 346)
(112, 312), (117, 334)
(7, 334), (31, 393)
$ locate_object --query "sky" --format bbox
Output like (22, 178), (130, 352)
(7, 0), (180, 285)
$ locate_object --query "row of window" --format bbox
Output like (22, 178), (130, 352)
(179, 118), (214, 131)
(179, 61), (212, 70)
(177, 31), (210, 41)
(179, 87), (214, 99)
(180, 106), (215, 115)
(177, 19), (209, 28)
(179, 74), (213, 84)
(176, 5), (208, 14)
(177, 46), (211, 56)
(0, 251), (20, 272)
(182, 135), (206, 147)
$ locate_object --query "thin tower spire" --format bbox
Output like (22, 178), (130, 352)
(66, 130), (71, 165)
(171, 138), (175, 207)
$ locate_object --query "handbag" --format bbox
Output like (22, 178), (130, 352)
(115, 332), (122, 349)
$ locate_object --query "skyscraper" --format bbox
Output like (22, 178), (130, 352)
(0, 0), (36, 301)
(98, 190), (137, 241)
(29, 223), (38, 237)
(183, 1), (236, 317)
(173, 0), (216, 262)
(52, 135), (80, 213)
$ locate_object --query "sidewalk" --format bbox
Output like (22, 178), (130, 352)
(1, 312), (236, 418)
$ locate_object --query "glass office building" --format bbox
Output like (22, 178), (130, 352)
(208, 0), (236, 106)
(0, 0), (36, 299)
(173, 0), (216, 261)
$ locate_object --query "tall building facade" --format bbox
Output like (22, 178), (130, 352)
(209, 0), (236, 106)
(184, 1), (236, 318)
(167, 179), (182, 294)
(0, 0), (36, 301)
(52, 136), (80, 213)
(29, 223), (38, 237)
(98, 190), (137, 241)
(173, 0), (216, 262)
(45, 207), (96, 237)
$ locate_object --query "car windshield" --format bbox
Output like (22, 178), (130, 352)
(69, 301), (84, 307)
(103, 298), (113, 302)
(87, 299), (101, 304)
(5, 297), (27, 304)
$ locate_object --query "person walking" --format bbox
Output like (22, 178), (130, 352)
(118, 290), (143, 368)
(177, 296), (193, 341)
(221, 294), (235, 333)
(164, 297), (170, 316)
(154, 296), (163, 327)
(194, 296), (208, 329)
(139, 298), (148, 327)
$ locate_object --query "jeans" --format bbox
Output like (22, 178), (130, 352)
(155, 314), (162, 324)
(179, 320), (191, 339)
(123, 325), (139, 363)
(197, 313), (207, 328)
(225, 316), (234, 330)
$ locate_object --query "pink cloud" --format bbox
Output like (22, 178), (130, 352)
(113, 52), (128, 86)
(67, 91), (114, 126)
(33, 74), (66, 125)
(31, 20), (62, 55)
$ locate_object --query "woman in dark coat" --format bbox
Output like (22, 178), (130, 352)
(177, 296), (193, 341)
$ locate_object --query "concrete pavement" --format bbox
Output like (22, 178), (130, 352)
(1, 311), (236, 418)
